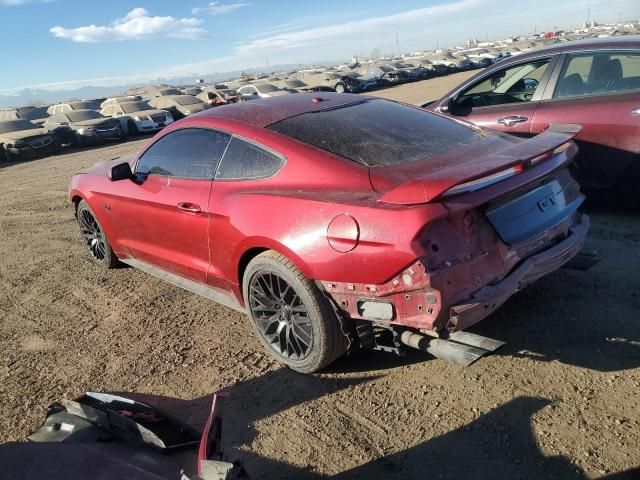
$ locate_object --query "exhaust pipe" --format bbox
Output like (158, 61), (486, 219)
(399, 331), (504, 367)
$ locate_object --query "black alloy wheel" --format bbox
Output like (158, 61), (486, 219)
(248, 272), (313, 360)
(76, 200), (118, 268)
(78, 207), (107, 262)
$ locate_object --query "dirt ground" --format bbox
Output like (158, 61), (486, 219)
(0, 76), (639, 480)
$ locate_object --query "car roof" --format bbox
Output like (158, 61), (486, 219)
(506, 35), (640, 59)
(197, 92), (366, 128)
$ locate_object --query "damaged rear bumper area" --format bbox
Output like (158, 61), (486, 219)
(447, 214), (589, 332)
(321, 168), (590, 337)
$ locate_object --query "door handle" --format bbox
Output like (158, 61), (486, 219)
(497, 115), (528, 127)
(177, 202), (201, 214)
(630, 108), (640, 116)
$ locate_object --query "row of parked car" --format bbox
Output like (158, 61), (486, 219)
(229, 57), (490, 96)
(0, 86), (247, 162)
(0, 51), (506, 163)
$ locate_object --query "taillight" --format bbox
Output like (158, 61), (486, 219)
(442, 164), (524, 197)
(443, 141), (573, 197)
(528, 141), (572, 167)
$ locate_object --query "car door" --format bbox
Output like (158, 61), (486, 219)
(106, 127), (231, 282)
(444, 56), (557, 135)
(531, 50), (640, 189)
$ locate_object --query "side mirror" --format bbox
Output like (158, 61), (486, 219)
(108, 162), (133, 182)
(439, 96), (456, 113)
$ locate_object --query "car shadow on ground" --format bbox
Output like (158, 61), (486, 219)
(115, 376), (639, 480)
(1, 370), (638, 478)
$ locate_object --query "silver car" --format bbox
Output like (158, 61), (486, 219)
(100, 100), (174, 136)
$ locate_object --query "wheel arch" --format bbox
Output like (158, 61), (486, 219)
(236, 240), (314, 298)
(70, 193), (85, 217)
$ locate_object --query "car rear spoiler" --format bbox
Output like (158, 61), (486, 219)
(377, 124), (582, 206)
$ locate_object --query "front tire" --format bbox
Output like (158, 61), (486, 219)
(334, 83), (346, 93)
(76, 200), (119, 268)
(243, 251), (348, 373)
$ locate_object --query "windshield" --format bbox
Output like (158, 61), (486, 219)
(219, 89), (238, 97)
(121, 101), (152, 113)
(285, 80), (307, 88)
(67, 110), (104, 122)
(70, 101), (98, 110)
(18, 107), (48, 121)
(255, 84), (280, 94)
(175, 96), (202, 106)
(267, 99), (483, 167)
(0, 119), (38, 133)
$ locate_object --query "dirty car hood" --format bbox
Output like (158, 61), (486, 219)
(0, 127), (50, 141)
(131, 109), (167, 118)
(73, 118), (119, 128)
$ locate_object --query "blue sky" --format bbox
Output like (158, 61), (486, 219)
(0, 0), (638, 92)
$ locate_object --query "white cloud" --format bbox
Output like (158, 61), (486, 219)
(50, 7), (205, 43)
(234, 0), (485, 55)
(192, 1), (251, 15)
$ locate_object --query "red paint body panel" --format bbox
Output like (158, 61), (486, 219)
(426, 36), (640, 189)
(69, 93), (588, 333)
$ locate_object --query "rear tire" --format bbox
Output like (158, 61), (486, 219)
(127, 120), (139, 137)
(243, 251), (348, 373)
(76, 200), (119, 269)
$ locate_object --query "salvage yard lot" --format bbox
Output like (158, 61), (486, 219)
(1, 75), (639, 479)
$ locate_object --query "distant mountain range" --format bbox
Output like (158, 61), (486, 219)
(0, 62), (339, 109)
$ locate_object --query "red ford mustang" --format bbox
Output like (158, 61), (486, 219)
(69, 93), (589, 373)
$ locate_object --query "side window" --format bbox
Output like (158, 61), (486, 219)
(458, 59), (550, 108)
(215, 137), (284, 180)
(136, 128), (231, 179)
(554, 52), (640, 98)
(102, 106), (113, 116)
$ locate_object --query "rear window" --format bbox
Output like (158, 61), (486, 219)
(267, 99), (483, 167)
(175, 96), (202, 106)
(256, 84), (280, 94)
(121, 101), (152, 113)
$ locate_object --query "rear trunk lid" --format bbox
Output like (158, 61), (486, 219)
(372, 128), (579, 205)
(373, 126), (584, 247)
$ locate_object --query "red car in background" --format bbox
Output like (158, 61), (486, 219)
(426, 36), (640, 201)
(69, 93), (589, 373)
